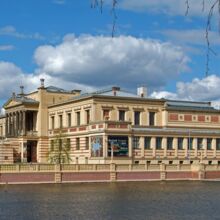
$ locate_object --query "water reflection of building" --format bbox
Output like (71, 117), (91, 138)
(1, 80), (220, 165)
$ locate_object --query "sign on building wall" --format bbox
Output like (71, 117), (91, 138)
(108, 136), (128, 157)
(91, 136), (103, 157)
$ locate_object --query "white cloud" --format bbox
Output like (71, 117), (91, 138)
(0, 45), (14, 51)
(0, 26), (44, 40)
(0, 61), (27, 99)
(118, 0), (215, 16)
(0, 61), (96, 101)
(151, 91), (178, 100)
(34, 34), (189, 90)
(151, 74), (220, 102)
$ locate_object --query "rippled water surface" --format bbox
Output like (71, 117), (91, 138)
(1, 181), (220, 220)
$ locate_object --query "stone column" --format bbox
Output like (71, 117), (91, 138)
(5, 113), (8, 137)
(184, 138), (188, 158)
(151, 137), (156, 157)
(16, 111), (19, 136)
(14, 112), (17, 137)
(212, 138), (216, 158)
(20, 111), (23, 135)
(128, 136), (132, 158)
(173, 137), (178, 158)
(19, 111), (22, 135)
(203, 138), (207, 159)
(140, 137), (145, 158)
(194, 138), (198, 158)
(103, 135), (108, 158)
(8, 113), (11, 136)
(11, 113), (15, 136)
(13, 112), (16, 136)
(162, 137), (167, 158)
(22, 111), (26, 136)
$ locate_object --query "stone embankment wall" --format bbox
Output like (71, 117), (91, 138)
(0, 163), (220, 184)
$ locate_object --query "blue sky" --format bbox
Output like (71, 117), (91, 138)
(1, 0), (220, 108)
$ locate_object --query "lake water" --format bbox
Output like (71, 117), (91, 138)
(0, 181), (220, 220)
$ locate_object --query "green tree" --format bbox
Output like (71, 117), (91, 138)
(48, 132), (72, 164)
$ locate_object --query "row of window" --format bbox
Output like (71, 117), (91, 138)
(132, 137), (220, 150)
(50, 137), (90, 151)
(50, 109), (156, 129)
(51, 110), (90, 129)
(105, 110), (156, 126)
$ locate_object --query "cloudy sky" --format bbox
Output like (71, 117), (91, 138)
(1, 0), (220, 107)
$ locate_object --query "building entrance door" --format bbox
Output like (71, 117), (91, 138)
(27, 141), (37, 163)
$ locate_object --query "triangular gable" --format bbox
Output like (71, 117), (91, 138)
(3, 98), (22, 109)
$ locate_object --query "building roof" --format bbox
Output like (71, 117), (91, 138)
(46, 86), (70, 93)
(165, 100), (217, 112)
(70, 87), (140, 99)
(47, 86), (219, 112)
(3, 95), (39, 109)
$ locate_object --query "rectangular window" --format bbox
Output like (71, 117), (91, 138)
(66, 138), (71, 151)
(207, 138), (212, 150)
(67, 113), (71, 127)
(76, 138), (80, 150)
(156, 137), (162, 150)
(119, 110), (125, 121)
(216, 139), (220, 150)
(134, 111), (140, 125)
(86, 110), (90, 124)
(58, 139), (62, 151)
(86, 137), (89, 150)
(178, 138), (184, 150)
(103, 110), (110, 120)
(188, 138), (193, 150)
(197, 138), (203, 150)
(149, 112), (155, 126)
(167, 137), (173, 150)
(144, 137), (151, 149)
(132, 137), (140, 149)
(51, 116), (55, 129)
(76, 112), (80, 126)
(59, 115), (63, 129)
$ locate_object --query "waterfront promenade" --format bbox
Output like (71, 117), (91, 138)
(1, 163), (220, 184)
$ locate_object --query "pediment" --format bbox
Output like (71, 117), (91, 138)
(3, 99), (22, 109)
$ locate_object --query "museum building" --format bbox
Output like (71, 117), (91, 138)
(1, 79), (220, 165)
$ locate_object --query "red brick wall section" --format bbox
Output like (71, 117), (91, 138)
(205, 171), (220, 179)
(184, 114), (192, 121)
(169, 113), (178, 121)
(211, 116), (219, 123)
(62, 172), (110, 182)
(117, 172), (160, 180)
(79, 127), (86, 131)
(198, 115), (205, 122)
(166, 172), (198, 180)
(108, 124), (116, 129)
(0, 173), (54, 183)
(119, 124), (128, 129)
